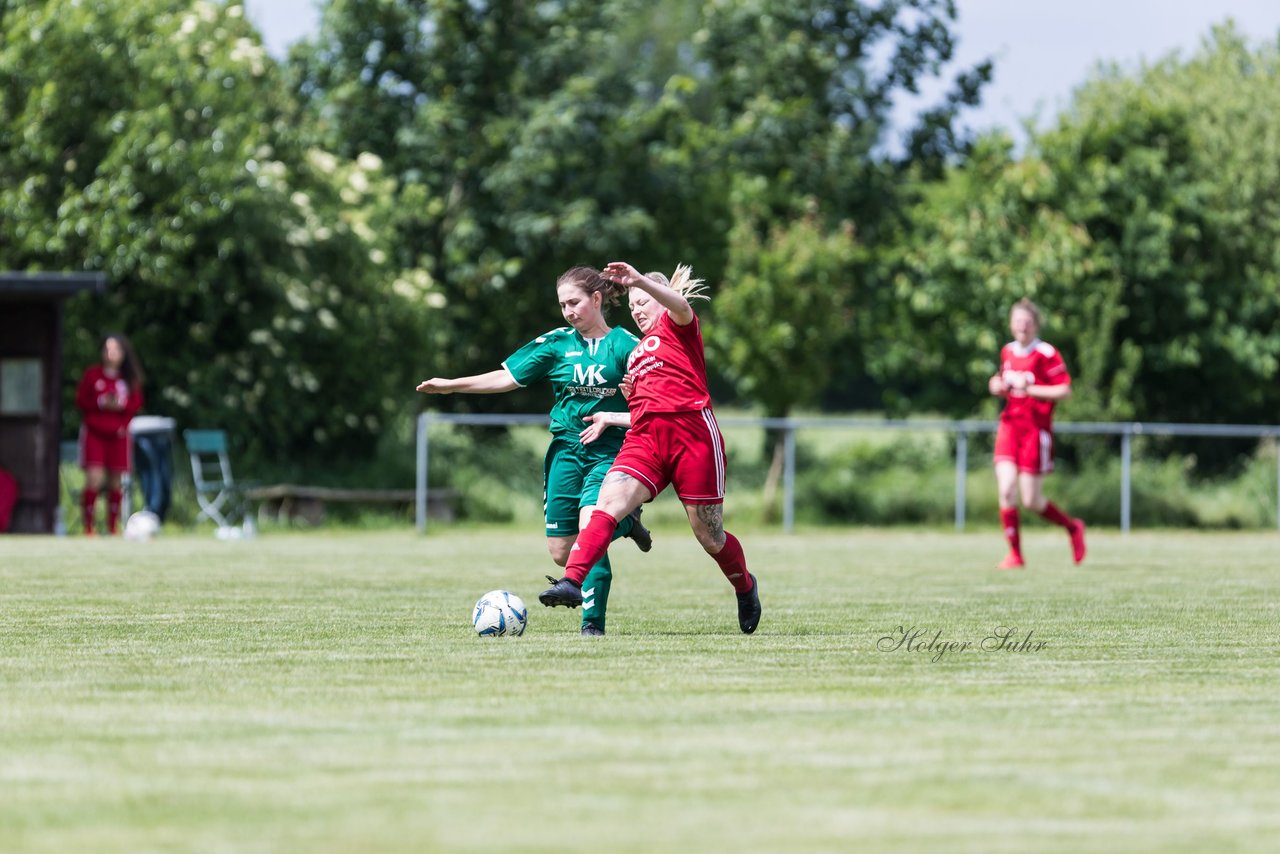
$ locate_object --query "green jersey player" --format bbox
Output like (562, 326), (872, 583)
(416, 267), (651, 635)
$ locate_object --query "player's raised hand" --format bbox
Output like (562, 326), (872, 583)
(602, 261), (643, 287)
(987, 375), (1007, 397)
(619, 373), (635, 399)
(416, 378), (453, 394)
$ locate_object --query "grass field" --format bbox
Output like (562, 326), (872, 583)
(2, 527), (1278, 852)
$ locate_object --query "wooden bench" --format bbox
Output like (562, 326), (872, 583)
(246, 484), (459, 525)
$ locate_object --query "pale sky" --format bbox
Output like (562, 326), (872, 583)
(244, 0), (1280, 146)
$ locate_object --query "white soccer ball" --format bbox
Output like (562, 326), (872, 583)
(472, 590), (528, 637)
(123, 510), (161, 541)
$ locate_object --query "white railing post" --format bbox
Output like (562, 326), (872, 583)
(955, 431), (968, 531)
(783, 424), (796, 534)
(416, 412), (428, 534)
(1120, 425), (1133, 533)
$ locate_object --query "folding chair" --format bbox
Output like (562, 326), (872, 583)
(183, 429), (247, 530)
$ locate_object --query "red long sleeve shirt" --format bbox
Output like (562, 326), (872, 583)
(76, 365), (144, 438)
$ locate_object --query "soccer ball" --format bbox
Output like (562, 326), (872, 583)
(472, 590), (528, 637)
(123, 510), (161, 541)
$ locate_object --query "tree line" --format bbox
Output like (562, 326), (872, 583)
(2, 1), (1277, 469)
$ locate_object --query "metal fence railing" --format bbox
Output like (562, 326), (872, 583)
(415, 413), (1280, 534)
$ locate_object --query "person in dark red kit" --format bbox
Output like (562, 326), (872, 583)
(988, 298), (1086, 569)
(539, 262), (761, 634)
(76, 333), (145, 535)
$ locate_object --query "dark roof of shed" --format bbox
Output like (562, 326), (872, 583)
(0, 272), (107, 298)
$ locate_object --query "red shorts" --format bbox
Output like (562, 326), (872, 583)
(610, 409), (726, 505)
(80, 427), (132, 473)
(994, 420), (1054, 474)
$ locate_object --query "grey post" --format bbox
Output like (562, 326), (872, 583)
(1120, 425), (1132, 533)
(416, 412), (428, 533)
(783, 425), (796, 534)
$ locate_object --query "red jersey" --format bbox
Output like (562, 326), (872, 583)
(625, 311), (712, 422)
(76, 364), (144, 438)
(998, 339), (1070, 430)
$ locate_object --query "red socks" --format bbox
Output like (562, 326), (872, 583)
(82, 488), (125, 534)
(107, 489), (123, 534)
(1039, 501), (1073, 529)
(82, 488), (98, 535)
(711, 531), (752, 592)
(1000, 507), (1021, 558)
(1004, 503), (1078, 566)
(565, 509), (618, 585)
(566, 511), (753, 595)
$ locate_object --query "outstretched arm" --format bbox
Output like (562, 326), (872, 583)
(416, 369), (518, 395)
(602, 261), (695, 326)
(1027, 382), (1072, 401)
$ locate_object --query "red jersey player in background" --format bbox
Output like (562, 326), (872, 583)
(539, 262), (761, 634)
(988, 299), (1086, 569)
(76, 333), (145, 535)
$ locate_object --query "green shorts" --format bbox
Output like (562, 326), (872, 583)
(543, 436), (621, 538)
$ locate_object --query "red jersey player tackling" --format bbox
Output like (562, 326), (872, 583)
(76, 333), (145, 535)
(539, 262), (761, 634)
(988, 299), (1086, 569)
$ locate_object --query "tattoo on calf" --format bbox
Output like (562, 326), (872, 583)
(695, 503), (724, 542)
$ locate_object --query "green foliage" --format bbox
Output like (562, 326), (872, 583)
(1039, 25), (1280, 431)
(288, 0), (988, 414)
(887, 135), (1139, 421)
(15, 0), (1280, 490)
(289, 0), (675, 401)
(693, 1), (991, 413)
(711, 186), (862, 419)
(891, 24), (1280, 443)
(0, 0), (427, 463)
(696, 0), (991, 201)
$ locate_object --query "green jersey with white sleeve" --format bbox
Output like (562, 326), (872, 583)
(502, 325), (638, 451)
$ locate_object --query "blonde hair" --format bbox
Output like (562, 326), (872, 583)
(666, 264), (709, 302)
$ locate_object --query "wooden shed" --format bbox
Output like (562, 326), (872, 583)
(0, 272), (106, 533)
